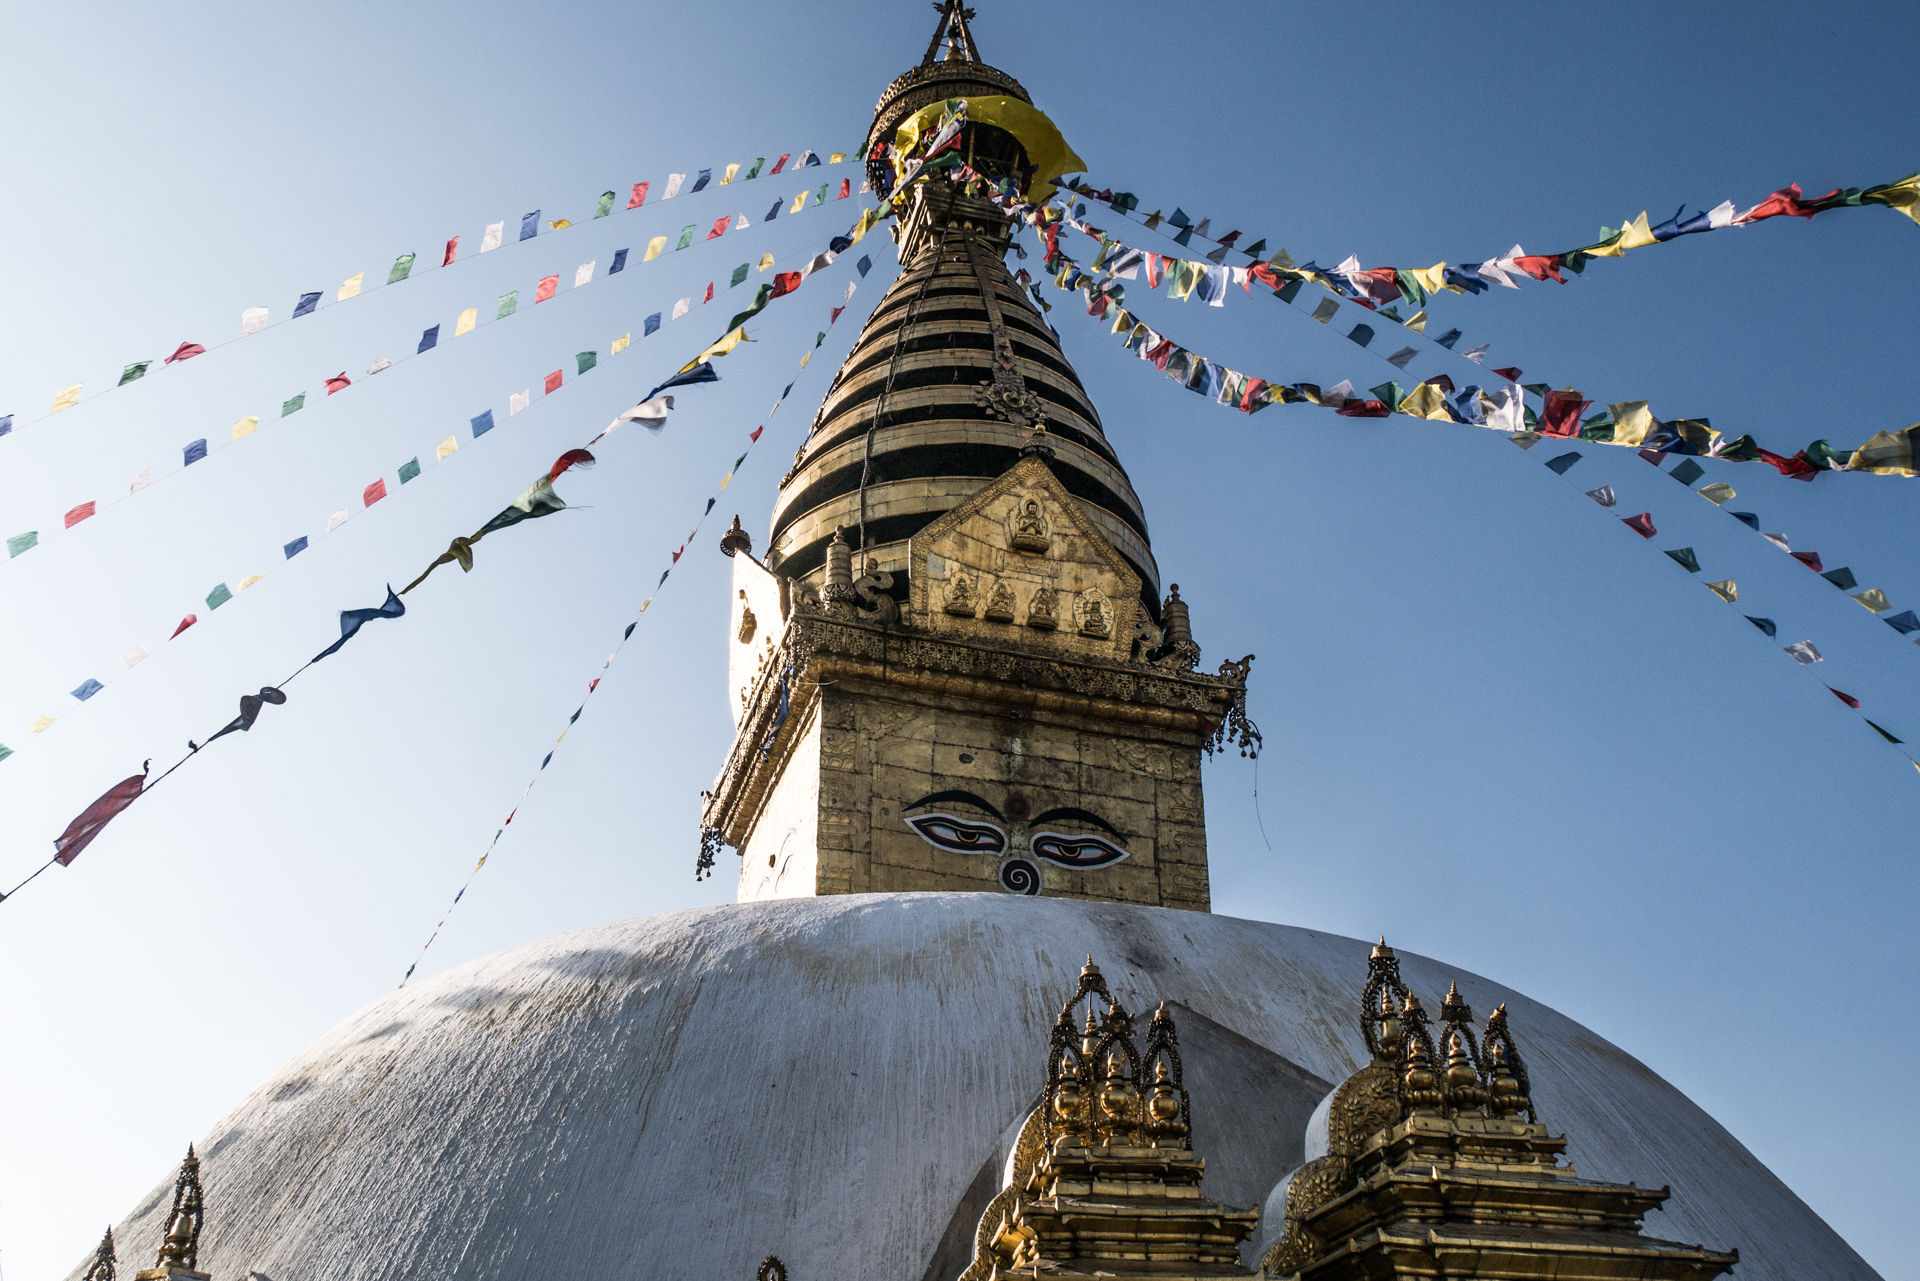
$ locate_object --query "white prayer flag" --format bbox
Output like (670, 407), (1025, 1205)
(122, 645), (147, 669)
(574, 261), (595, 287)
(481, 221), (504, 252)
(1585, 485), (1617, 508)
(240, 306), (269, 336)
(1461, 343), (1490, 364)
(1384, 347), (1418, 369)
(664, 173), (685, 198)
(1784, 640), (1823, 665)
(672, 297), (691, 320)
(338, 273), (364, 301)
(130, 471), (152, 493)
(845, 282), (858, 300)
(1321, 379), (1355, 407)
(1706, 200), (1737, 229)
(510, 390), (530, 416)
(1483, 387), (1524, 434)
(802, 250), (836, 276)
(366, 357), (392, 375)
(587, 395), (674, 445)
(734, 212), (750, 230)
(327, 509), (350, 532)
(1761, 533), (1792, 552)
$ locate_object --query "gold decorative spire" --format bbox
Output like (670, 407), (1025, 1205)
(82, 1227), (116, 1281)
(922, 0), (980, 65)
(136, 1145), (208, 1281)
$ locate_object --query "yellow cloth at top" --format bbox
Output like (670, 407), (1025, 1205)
(1867, 173), (1920, 224)
(790, 191), (808, 214)
(338, 273), (364, 301)
(1402, 309), (1428, 333)
(1848, 427), (1917, 476)
(1397, 383), (1454, 421)
(758, 252), (775, 271)
(1616, 212), (1657, 250)
(232, 415), (260, 440)
(454, 308), (478, 337)
(1409, 263), (1446, 298)
(51, 383), (82, 413)
(611, 333), (630, 355)
(1609, 400), (1655, 446)
(239, 575), (264, 590)
(721, 163), (740, 185)
(678, 326), (751, 374)
(645, 235), (668, 262)
(892, 95), (1086, 201)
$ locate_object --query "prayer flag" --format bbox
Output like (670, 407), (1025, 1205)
(536, 275), (559, 303)
(435, 435), (457, 460)
(325, 373), (351, 395)
(629, 181), (650, 209)
(1828, 686), (1862, 709)
(1585, 485), (1616, 507)
(64, 501), (95, 528)
(645, 235), (668, 261)
(6, 531), (36, 557)
(418, 325), (440, 353)
(611, 334), (630, 355)
(594, 190), (616, 218)
(364, 478), (387, 506)
(672, 298), (691, 320)
(791, 191), (808, 214)
(389, 253), (416, 284)
(1664, 547), (1702, 573)
(1309, 298), (1339, 324)
(1461, 344), (1490, 364)
(207, 582), (232, 609)
(1821, 567), (1858, 590)
(1669, 459), (1705, 486)
(444, 236), (458, 265)
(644, 312), (662, 335)
(498, 292), (518, 318)
(1865, 720), (1904, 744)
(1698, 482), (1736, 505)
(1540, 390), (1592, 438)
(314, 585), (406, 661)
(71, 678), (103, 702)
(676, 224), (696, 249)
(1790, 550), (1826, 571)
(1544, 451), (1582, 474)
(471, 409), (495, 437)
(575, 261), (595, 287)
(857, 255), (872, 276)
(576, 351), (597, 374)
(520, 211), (540, 240)
(1621, 512), (1657, 538)
(118, 361), (151, 386)
(664, 173), (685, 198)
(770, 271), (803, 298)
(731, 263), (750, 287)
(52, 763), (150, 866)
(547, 219), (570, 230)
(182, 438), (209, 467)
(704, 281), (715, 303)
(455, 308), (477, 336)
(770, 154), (790, 174)
(1746, 615), (1776, 637)
(398, 457), (421, 483)
(707, 215), (729, 239)
(123, 644), (147, 668)
(482, 221), (504, 251)
(1784, 640), (1822, 664)
(130, 471), (151, 491)
(1705, 579), (1738, 602)
(241, 306), (268, 335)
(293, 291), (322, 318)
(838, 179), (850, 199)
(338, 273), (364, 301)
(164, 342), (204, 364)
(720, 163), (740, 185)
(597, 397), (674, 438)
(284, 535), (309, 558)
(49, 383), (82, 411)
(326, 509), (347, 532)
(544, 370), (563, 394)
(510, 389), (530, 414)
(642, 362), (719, 402)
(1385, 346), (1418, 369)
(1883, 610), (1920, 634)
(1854, 588), (1892, 612)
(1848, 428), (1918, 476)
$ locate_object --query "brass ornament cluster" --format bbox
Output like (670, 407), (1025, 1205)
(1040, 959), (1190, 1152)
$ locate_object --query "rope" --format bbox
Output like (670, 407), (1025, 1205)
(857, 225), (949, 550)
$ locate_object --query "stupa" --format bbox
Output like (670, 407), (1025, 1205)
(66, 7), (1878, 1280)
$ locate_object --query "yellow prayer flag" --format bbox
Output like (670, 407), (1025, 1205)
(436, 435), (458, 461)
(1410, 263), (1446, 298)
(1609, 401), (1655, 446)
(790, 191), (808, 214)
(720, 163), (740, 185)
(1402, 309), (1428, 333)
(678, 327), (752, 374)
(611, 333), (630, 355)
(1847, 427), (1917, 476)
(1864, 174), (1920, 223)
(1853, 588), (1893, 613)
(757, 252), (775, 271)
(29, 716), (55, 734)
(1705, 580), (1738, 602)
(548, 219), (572, 230)
(799, 351), (811, 369)
(638, 597), (653, 614)
(1397, 384), (1453, 421)
(231, 415), (259, 441)
(1617, 212), (1657, 250)
(719, 471), (733, 490)
(1582, 229), (1627, 259)
(51, 384), (81, 413)
(455, 308), (478, 337)
(338, 273), (364, 301)
(829, 152), (846, 164)
(1698, 481), (1736, 505)
(644, 235), (668, 261)
(239, 574), (264, 590)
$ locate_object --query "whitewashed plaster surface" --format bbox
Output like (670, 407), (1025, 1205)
(71, 894), (1876, 1281)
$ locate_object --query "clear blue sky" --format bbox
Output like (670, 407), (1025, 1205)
(2, 0), (1915, 1276)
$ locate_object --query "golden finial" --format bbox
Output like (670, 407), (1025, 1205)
(83, 1226), (116, 1281)
(1371, 936), (1394, 961)
(151, 1144), (204, 1274)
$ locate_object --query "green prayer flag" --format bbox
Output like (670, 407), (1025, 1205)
(726, 283), (775, 331)
(675, 225), (696, 250)
(1522, 383), (1552, 400)
(118, 361), (151, 386)
(281, 393), (305, 416)
(1243, 238), (1266, 257)
(398, 457), (421, 484)
(733, 451), (748, 469)
(1663, 547), (1701, 573)
(813, 183), (829, 206)
(388, 253), (416, 284)
(815, 331), (826, 347)
(569, 706), (583, 724)
(1668, 459), (1705, 486)
(7, 531), (38, 558)
(744, 157), (764, 180)
(1821, 567), (1858, 590)
(594, 190), (616, 218)
(730, 263), (750, 287)
(1580, 416), (1615, 442)
(576, 351), (597, 375)
(1866, 719), (1904, 744)
(1275, 278), (1303, 304)
(1803, 439), (1853, 470)
(497, 291), (518, 319)
(479, 478), (567, 535)
(1369, 381), (1405, 413)
(658, 569), (669, 586)
(0, 743), (12, 763)
(206, 583), (233, 610)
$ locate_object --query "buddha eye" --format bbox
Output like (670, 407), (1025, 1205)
(1029, 830), (1130, 870)
(905, 812), (1008, 855)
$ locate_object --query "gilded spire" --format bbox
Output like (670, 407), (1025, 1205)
(921, 0), (981, 66)
(141, 1145), (206, 1279)
(83, 1227), (116, 1281)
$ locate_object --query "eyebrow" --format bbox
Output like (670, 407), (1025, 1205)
(1029, 806), (1123, 839)
(904, 790), (1007, 822)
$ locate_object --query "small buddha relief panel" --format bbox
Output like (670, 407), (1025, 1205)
(912, 483), (1139, 661)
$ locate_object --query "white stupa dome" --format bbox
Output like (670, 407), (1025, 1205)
(74, 894), (1873, 1280)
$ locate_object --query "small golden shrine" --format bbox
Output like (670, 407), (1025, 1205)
(1261, 942), (1740, 1280)
(960, 959), (1260, 1280)
(134, 1146), (210, 1281)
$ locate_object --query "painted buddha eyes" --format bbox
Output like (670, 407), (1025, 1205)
(1028, 831), (1129, 869)
(905, 812), (1009, 854)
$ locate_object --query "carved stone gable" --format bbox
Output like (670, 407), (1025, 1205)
(909, 457), (1142, 663)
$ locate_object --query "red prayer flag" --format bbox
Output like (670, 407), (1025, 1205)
(1423, 373), (1456, 395)
(769, 153), (791, 174)
(589, 677), (601, 692)
(703, 281), (714, 304)
(535, 275), (559, 303)
(1144, 254), (1163, 290)
(1239, 377), (1270, 412)
(363, 478), (388, 507)
(707, 216), (729, 240)
(1621, 512), (1658, 539)
(628, 181), (650, 209)
(1492, 367), (1523, 382)
(1356, 267), (1401, 302)
(1739, 183), (1842, 224)
(443, 236), (459, 265)
(672, 546), (684, 563)
(548, 448), (596, 481)
(53, 762), (149, 866)
(1512, 254), (1567, 283)
(1217, 230), (1241, 248)
(1828, 686), (1862, 709)
(324, 373), (351, 395)
(750, 426), (764, 441)
(163, 342), (205, 364)
(64, 501), (96, 528)
(1758, 448), (1819, 480)
(837, 179), (850, 199)
(830, 305), (846, 324)
(1336, 400), (1391, 418)
(170, 614), (197, 639)
(1790, 550), (1825, 572)
(1538, 389), (1591, 437)
(769, 271), (803, 298)
(544, 370), (563, 394)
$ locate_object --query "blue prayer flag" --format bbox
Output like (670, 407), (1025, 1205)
(183, 438), (208, 466)
(1669, 459), (1705, 486)
(610, 248), (628, 273)
(542, 751), (553, 769)
(1545, 452), (1582, 474)
(520, 211), (540, 241)
(691, 169), (712, 192)
(0, 415), (12, 437)
(293, 291), (321, 318)
(623, 621), (636, 639)
(471, 409), (495, 438)
(765, 200), (782, 221)
(1884, 610), (1920, 635)
(1745, 616), (1777, 638)
(1348, 324), (1374, 348)
(1434, 328), (1462, 349)
(642, 362), (720, 402)
(781, 382), (793, 399)
(313, 585), (407, 662)
(856, 255), (872, 277)
(284, 535), (309, 558)
(418, 325), (439, 353)
(644, 312), (662, 336)
(1168, 208), (1190, 227)
(803, 151), (821, 167)
(71, 679), (103, 702)
(1730, 511), (1760, 530)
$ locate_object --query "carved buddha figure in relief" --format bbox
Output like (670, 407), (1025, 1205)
(1027, 586), (1059, 630)
(944, 573), (978, 617)
(984, 580), (1017, 622)
(1079, 593), (1110, 637)
(1011, 499), (1051, 554)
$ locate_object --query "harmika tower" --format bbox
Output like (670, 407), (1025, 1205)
(699, 0), (1258, 909)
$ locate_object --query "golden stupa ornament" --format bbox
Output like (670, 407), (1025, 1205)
(136, 1145), (210, 1281)
(82, 1226), (117, 1281)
